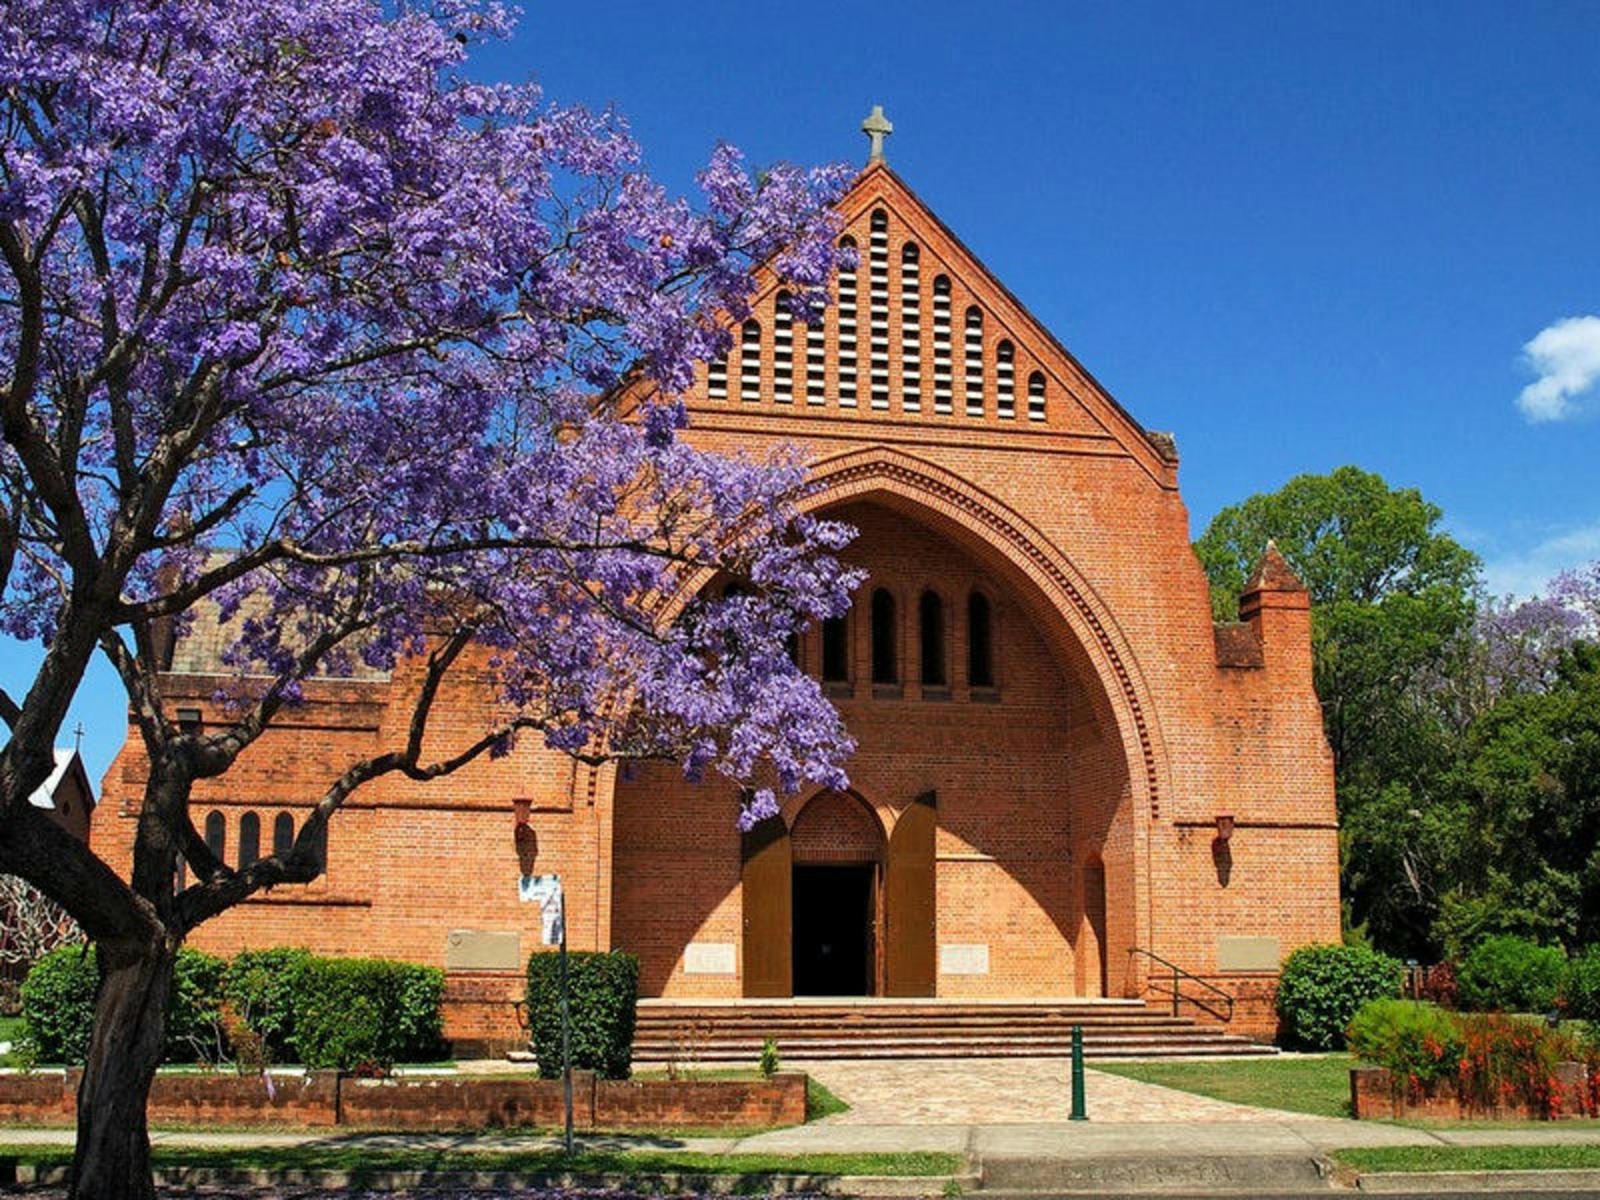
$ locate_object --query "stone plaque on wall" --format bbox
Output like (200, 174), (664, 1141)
(445, 929), (522, 971)
(1216, 935), (1280, 972)
(938, 943), (990, 975)
(684, 942), (737, 975)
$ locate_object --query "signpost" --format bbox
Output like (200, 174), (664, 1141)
(520, 871), (572, 1154)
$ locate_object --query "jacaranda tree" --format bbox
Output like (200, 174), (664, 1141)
(0, 3), (861, 1195)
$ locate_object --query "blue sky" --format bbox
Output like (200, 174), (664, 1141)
(7, 0), (1599, 783)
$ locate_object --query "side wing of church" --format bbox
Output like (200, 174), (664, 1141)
(95, 154), (1339, 1048)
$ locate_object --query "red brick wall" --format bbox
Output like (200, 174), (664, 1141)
(93, 162), (1339, 1044)
(0, 1070), (806, 1132)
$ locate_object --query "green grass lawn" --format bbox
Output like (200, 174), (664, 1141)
(1334, 1145), (1600, 1173)
(1093, 1054), (1354, 1118)
(0, 1143), (962, 1179)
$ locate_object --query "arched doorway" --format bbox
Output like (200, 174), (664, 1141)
(790, 791), (885, 995)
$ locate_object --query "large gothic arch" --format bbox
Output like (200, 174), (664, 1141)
(799, 444), (1170, 823)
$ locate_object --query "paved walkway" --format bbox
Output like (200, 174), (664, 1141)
(792, 1058), (1296, 1124)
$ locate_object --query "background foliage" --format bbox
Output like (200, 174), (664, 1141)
(1198, 468), (1599, 961)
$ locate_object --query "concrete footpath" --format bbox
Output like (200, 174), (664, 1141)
(7, 1118), (1600, 1194)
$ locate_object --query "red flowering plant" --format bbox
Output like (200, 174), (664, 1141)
(1455, 1014), (1594, 1118)
(1346, 999), (1464, 1099)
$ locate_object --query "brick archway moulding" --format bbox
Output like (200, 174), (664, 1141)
(798, 444), (1171, 826)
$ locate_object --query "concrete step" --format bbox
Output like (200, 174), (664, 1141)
(630, 998), (1271, 1063)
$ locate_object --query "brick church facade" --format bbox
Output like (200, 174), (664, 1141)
(98, 154), (1340, 1045)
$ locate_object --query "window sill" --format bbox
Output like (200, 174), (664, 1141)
(823, 680), (855, 699)
(970, 686), (1001, 704)
(872, 683), (904, 700)
(919, 686), (951, 702)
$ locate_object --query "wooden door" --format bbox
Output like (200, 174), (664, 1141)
(741, 814), (792, 997)
(884, 790), (936, 995)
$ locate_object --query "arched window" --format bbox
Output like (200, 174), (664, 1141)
(932, 276), (953, 414)
(238, 811), (260, 870)
(1028, 371), (1047, 422)
(836, 236), (858, 407)
(868, 210), (889, 409)
(870, 588), (897, 684)
(996, 341), (1016, 419)
(273, 812), (295, 858)
(900, 243), (921, 411)
(773, 291), (794, 402)
(964, 306), (985, 417)
(804, 306), (826, 405)
(919, 591), (946, 687)
(739, 319), (761, 403)
(968, 591), (995, 688)
(822, 615), (849, 682)
(204, 810), (226, 863)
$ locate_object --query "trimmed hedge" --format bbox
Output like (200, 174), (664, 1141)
(20, 945), (444, 1070)
(19, 944), (98, 1064)
(222, 947), (313, 1062)
(167, 948), (229, 1062)
(525, 950), (638, 1080)
(1456, 936), (1568, 1014)
(289, 957), (446, 1071)
(1275, 942), (1405, 1050)
(19, 945), (230, 1065)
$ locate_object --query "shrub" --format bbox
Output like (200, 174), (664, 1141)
(164, 948), (229, 1063)
(1457, 1013), (1592, 1117)
(1346, 999), (1463, 1086)
(1275, 943), (1405, 1051)
(759, 1037), (780, 1078)
(1563, 948), (1600, 1023)
(290, 956), (445, 1072)
(19, 944), (97, 1064)
(525, 950), (638, 1080)
(223, 947), (313, 1062)
(1456, 936), (1568, 1013)
(1418, 960), (1459, 1009)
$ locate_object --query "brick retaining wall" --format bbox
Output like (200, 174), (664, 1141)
(0, 1070), (806, 1131)
(1351, 1065), (1595, 1121)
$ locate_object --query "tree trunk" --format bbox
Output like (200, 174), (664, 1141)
(70, 940), (173, 1200)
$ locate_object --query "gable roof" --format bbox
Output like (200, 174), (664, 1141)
(29, 747), (94, 813)
(675, 161), (1177, 487)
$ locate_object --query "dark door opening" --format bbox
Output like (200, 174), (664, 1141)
(792, 864), (875, 995)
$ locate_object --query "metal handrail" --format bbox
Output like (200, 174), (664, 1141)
(1127, 947), (1235, 1023)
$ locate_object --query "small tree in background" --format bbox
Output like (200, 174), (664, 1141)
(0, 3), (860, 1195)
(0, 874), (81, 984)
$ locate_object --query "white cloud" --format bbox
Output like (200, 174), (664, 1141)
(1518, 315), (1600, 422)
(1480, 520), (1600, 599)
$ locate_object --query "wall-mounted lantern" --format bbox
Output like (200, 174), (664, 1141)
(513, 797), (531, 826)
(1214, 813), (1236, 842)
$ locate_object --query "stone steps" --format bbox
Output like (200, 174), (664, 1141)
(631, 998), (1273, 1062)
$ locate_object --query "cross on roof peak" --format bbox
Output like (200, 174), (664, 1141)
(861, 105), (893, 163)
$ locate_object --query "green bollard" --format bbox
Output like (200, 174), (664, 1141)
(1069, 1024), (1088, 1121)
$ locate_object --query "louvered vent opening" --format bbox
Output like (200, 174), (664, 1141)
(1028, 371), (1047, 421)
(837, 236), (858, 407)
(739, 319), (761, 403)
(996, 341), (1015, 419)
(932, 276), (953, 415)
(901, 243), (921, 412)
(773, 291), (794, 403)
(868, 210), (890, 411)
(805, 307), (826, 405)
(707, 354), (728, 400)
(964, 306), (985, 418)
